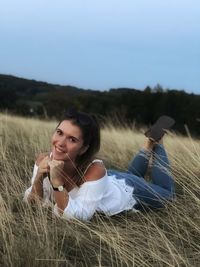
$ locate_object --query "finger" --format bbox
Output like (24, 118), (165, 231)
(43, 168), (49, 173)
(44, 157), (50, 164)
(51, 160), (62, 167)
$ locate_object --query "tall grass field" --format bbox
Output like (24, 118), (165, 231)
(0, 113), (200, 267)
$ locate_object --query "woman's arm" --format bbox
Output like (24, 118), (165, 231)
(48, 160), (69, 213)
(50, 161), (106, 219)
(53, 190), (69, 213)
(27, 155), (50, 202)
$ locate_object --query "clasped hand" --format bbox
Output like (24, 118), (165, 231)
(48, 159), (65, 187)
(37, 156), (65, 187)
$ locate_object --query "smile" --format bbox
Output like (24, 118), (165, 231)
(55, 146), (66, 153)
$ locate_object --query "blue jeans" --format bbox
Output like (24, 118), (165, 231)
(108, 144), (175, 210)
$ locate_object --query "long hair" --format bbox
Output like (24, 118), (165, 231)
(56, 108), (101, 185)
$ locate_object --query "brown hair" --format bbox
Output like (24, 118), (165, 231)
(57, 108), (101, 185)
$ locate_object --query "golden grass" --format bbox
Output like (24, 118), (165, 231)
(0, 113), (200, 267)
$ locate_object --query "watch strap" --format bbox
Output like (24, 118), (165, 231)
(48, 173), (65, 192)
(52, 185), (65, 192)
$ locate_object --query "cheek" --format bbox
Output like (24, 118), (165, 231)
(51, 136), (56, 146)
(70, 144), (83, 155)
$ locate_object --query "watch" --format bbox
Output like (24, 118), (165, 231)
(52, 185), (65, 192)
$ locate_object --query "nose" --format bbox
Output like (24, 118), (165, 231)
(57, 135), (66, 147)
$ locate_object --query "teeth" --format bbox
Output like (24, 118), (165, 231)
(55, 147), (64, 153)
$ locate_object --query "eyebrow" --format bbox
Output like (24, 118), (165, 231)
(69, 135), (80, 142)
(57, 127), (81, 142)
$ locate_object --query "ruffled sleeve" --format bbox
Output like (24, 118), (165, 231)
(23, 164), (38, 202)
(23, 164), (52, 205)
(55, 175), (107, 221)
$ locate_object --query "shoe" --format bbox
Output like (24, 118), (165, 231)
(145, 115), (175, 141)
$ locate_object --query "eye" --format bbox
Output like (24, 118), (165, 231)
(56, 129), (62, 135)
(69, 137), (77, 143)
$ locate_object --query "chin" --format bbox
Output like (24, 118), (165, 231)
(53, 155), (64, 161)
(52, 150), (65, 161)
(52, 154), (63, 161)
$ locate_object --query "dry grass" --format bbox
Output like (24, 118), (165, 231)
(0, 113), (200, 267)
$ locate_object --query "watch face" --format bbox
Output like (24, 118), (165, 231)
(58, 185), (64, 192)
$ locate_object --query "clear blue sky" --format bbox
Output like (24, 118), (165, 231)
(0, 0), (200, 94)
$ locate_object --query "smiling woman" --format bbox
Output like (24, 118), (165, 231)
(52, 120), (86, 162)
(24, 108), (104, 219)
(24, 109), (175, 221)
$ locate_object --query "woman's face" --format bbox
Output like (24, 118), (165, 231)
(51, 120), (86, 162)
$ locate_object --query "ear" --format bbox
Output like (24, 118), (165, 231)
(79, 145), (89, 155)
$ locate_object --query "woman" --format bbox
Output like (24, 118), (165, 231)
(24, 109), (175, 221)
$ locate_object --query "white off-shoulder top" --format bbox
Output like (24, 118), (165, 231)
(24, 160), (137, 221)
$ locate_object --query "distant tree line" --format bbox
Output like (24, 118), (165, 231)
(1, 74), (200, 136)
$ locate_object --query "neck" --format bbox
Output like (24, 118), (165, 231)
(63, 160), (77, 176)
(62, 161), (79, 191)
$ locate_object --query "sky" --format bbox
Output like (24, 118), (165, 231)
(0, 0), (200, 94)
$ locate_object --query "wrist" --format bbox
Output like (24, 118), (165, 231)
(52, 184), (65, 192)
(50, 177), (65, 187)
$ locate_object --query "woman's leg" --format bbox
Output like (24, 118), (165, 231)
(108, 169), (174, 209)
(151, 143), (175, 195)
(133, 177), (174, 209)
(127, 149), (151, 177)
(127, 139), (154, 177)
(133, 143), (175, 209)
(109, 138), (175, 209)
(127, 116), (175, 209)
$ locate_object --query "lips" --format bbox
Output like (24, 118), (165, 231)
(54, 146), (66, 154)
(52, 147), (66, 160)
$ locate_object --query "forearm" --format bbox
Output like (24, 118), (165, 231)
(53, 190), (69, 215)
(28, 174), (44, 201)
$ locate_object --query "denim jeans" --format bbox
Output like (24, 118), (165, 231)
(107, 144), (175, 210)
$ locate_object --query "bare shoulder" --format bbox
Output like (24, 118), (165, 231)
(35, 152), (49, 165)
(84, 161), (106, 182)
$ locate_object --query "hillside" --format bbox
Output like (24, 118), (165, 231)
(0, 74), (200, 136)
